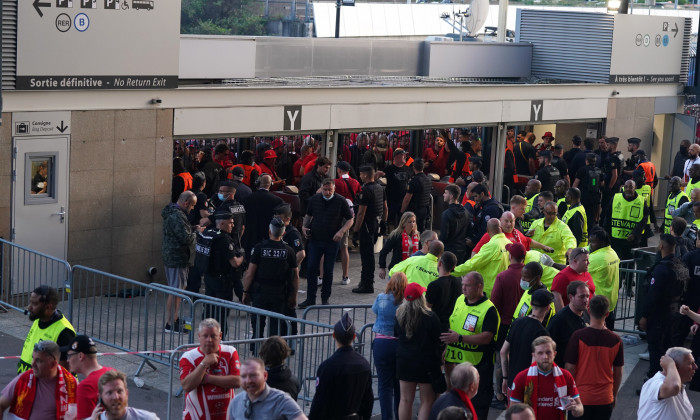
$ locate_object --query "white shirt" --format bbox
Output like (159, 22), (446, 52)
(683, 157), (700, 181)
(637, 371), (693, 420)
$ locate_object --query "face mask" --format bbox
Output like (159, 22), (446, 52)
(323, 193), (334, 201)
(520, 280), (531, 291)
(218, 193), (226, 201)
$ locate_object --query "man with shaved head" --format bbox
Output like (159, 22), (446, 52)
(471, 211), (553, 256)
(390, 240), (444, 287)
(454, 219), (510, 296)
(665, 176), (689, 234)
(527, 201), (577, 265)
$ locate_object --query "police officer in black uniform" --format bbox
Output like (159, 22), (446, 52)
(573, 153), (603, 228)
(275, 203), (306, 340)
(622, 137), (642, 182)
(217, 181), (246, 244)
(534, 150), (561, 193)
(194, 210), (245, 338)
(601, 137), (623, 215)
(243, 217), (299, 347)
(639, 234), (688, 379)
(353, 166), (388, 294)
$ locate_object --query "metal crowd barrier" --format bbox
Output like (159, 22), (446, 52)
(166, 332), (336, 419)
(71, 266), (196, 372)
(0, 238), (73, 320)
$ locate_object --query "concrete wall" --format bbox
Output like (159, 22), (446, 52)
(0, 113), (11, 240)
(68, 109), (173, 283)
(606, 97), (656, 162)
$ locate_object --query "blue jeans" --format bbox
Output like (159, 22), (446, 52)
(373, 338), (399, 420)
(306, 239), (340, 301)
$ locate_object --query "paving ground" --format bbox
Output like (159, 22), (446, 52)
(3, 234), (700, 419)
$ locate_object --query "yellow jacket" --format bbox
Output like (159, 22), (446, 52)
(389, 253), (439, 288)
(453, 233), (510, 295)
(529, 218), (577, 265)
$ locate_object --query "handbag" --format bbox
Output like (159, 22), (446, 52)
(428, 366), (447, 394)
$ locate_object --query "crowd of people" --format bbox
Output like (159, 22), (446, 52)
(5, 128), (700, 419)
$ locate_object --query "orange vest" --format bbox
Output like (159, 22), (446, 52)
(449, 153), (472, 183)
(176, 172), (193, 191)
(231, 164), (260, 186)
(636, 161), (656, 188)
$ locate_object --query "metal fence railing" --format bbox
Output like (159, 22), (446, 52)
(166, 332), (336, 419)
(0, 238), (672, 419)
(0, 238), (73, 320)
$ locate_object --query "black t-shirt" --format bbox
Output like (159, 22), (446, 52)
(217, 199), (246, 241)
(250, 239), (298, 292)
(208, 232), (237, 276)
(425, 275), (462, 331)
(505, 316), (549, 385)
(575, 165), (603, 198)
(384, 164), (412, 203)
(535, 165), (559, 193)
(514, 141), (536, 175)
(547, 306), (586, 366)
(603, 152), (622, 187)
(283, 225), (304, 255)
(189, 190), (210, 226)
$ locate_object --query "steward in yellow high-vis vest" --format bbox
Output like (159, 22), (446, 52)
(512, 261), (555, 327)
(528, 202), (577, 265)
(603, 180), (648, 261)
(441, 272), (499, 415)
(664, 177), (689, 234)
(453, 221), (510, 296)
(19, 286), (75, 373)
(389, 252), (439, 288)
(562, 188), (588, 247)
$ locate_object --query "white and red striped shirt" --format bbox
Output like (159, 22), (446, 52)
(179, 345), (241, 420)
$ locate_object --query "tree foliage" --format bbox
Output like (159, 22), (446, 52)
(181, 0), (269, 36)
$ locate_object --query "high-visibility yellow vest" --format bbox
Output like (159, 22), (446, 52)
(513, 286), (556, 327)
(636, 185), (651, 226)
(556, 197), (568, 217)
(610, 193), (645, 241)
(525, 193), (540, 213)
(665, 191), (689, 234)
(445, 297), (499, 366)
(687, 178), (700, 196)
(18, 315), (75, 373)
(562, 204), (588, 247)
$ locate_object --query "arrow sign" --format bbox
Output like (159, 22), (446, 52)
(672, 22), (679, 38)
(57, 121), (68, 133)
(33, 0), (50, 17)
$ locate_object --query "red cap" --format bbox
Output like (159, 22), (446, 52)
(263, 150), (277, 159)
(542, 131), (554, 139)
(505, 243), (527, 260)
(404, 283), (427, 302)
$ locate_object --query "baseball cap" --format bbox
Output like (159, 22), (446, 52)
(404, 283), (427, 302)
(337, 161), (352, 172)
(376, 137), (388, 152)
(61, 335), (97, 354)
(634, 149), (646, 156)
(263, 150), (277, 159)
(334, 313), (356, 342)
(530, 289), (554, 308)
(506, 243), (527, 260)
(231, 167), (245, 178)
